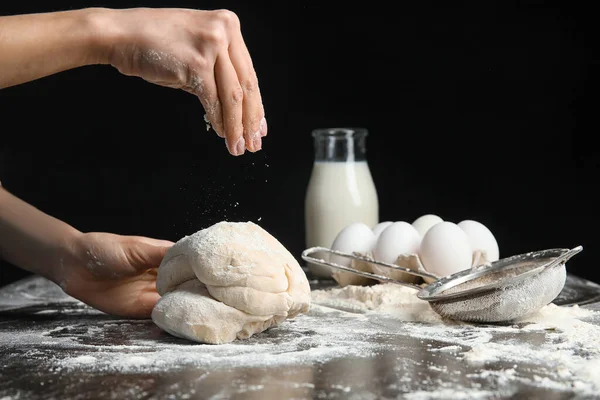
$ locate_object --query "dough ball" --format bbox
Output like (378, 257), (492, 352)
(152, 280), (283, 344)
(152, 221), (311, 344)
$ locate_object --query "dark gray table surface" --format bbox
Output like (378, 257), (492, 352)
(1, 274), (600, 400)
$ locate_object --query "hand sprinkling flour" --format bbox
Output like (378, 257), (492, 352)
(0, 7), (268, 156)
(105, 8), (268, 156)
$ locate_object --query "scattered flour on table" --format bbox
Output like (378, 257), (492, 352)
(0, 275), (76, 311)
(3, 278), (600, 399)
(0, 310), (380, 372)
(311, 283), (600, 395)
(28, 283), (599, 397)
(61, 355), (97, 366)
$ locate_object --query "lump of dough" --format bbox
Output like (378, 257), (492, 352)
(153, 280), (284, 344)
(151, 221), (311, 344)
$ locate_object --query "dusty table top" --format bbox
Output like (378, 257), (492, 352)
(1, 274), (600, 400)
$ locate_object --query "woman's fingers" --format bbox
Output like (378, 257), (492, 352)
(105, 8), (267, 154)
(228, 36), (267, 151)
(214, 51), (246, 156)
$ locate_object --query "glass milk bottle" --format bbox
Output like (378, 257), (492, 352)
(304, 127), (379, 278)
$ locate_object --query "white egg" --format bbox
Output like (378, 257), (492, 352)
(458, 219), (499, 262)
(412, 214), (444, 237)
(373, 221), (422, 264)
(372, 221), (422, 283)
(419, 221), (472, 278)
(330, 222), (377, 267)
(372, 221), (393, 239)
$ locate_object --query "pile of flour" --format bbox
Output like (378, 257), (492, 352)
(311, 283), (442, 322)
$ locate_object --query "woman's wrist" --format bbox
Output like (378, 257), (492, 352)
(78, 7), (121, 66)
(0, 187), (83, 289)
(49, 228), (86, 291)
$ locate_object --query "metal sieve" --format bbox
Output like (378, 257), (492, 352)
(301, 245), (583, 323)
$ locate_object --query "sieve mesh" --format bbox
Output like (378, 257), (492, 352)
(431, 263), (567, 323)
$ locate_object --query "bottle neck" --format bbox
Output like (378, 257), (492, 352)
(312, 128), (368, 162)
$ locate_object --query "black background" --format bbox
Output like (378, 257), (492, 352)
(1, 1), (598, 286)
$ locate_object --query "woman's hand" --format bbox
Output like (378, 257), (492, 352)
(59, 232), (174, 319)
(0, 7), (267, 156)
(102, 8), (267, 155)
(0, 187), (173, 319)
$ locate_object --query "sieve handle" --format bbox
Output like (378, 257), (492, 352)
(545, 245), (583, 269)
(301, 246), (438, 290)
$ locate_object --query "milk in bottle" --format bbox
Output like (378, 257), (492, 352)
(304, 127), (379, 278)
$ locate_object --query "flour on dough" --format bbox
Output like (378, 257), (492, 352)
(152, 221), (311, 344)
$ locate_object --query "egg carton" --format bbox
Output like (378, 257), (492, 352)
(331, 249), (492, 287)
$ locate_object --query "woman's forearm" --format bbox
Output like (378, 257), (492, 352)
(0, 8), (109, 89)
(0, 187), (82, 285)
